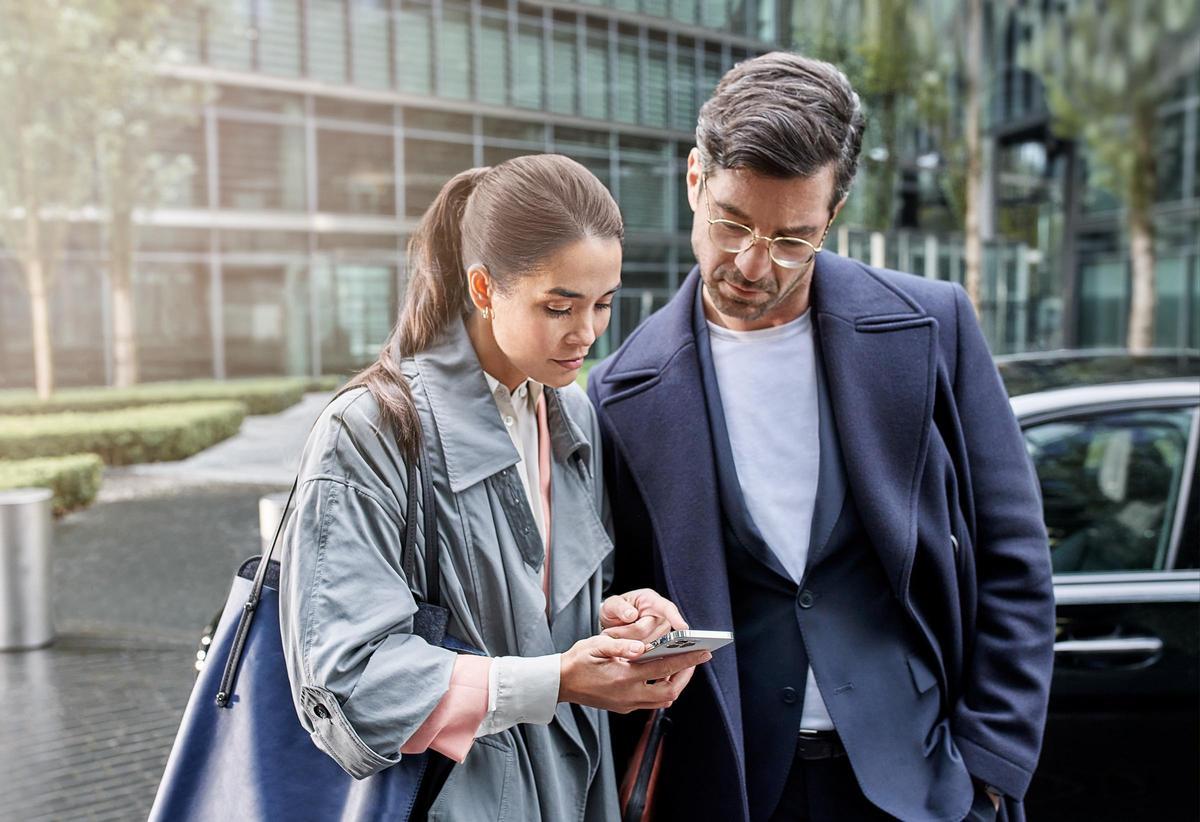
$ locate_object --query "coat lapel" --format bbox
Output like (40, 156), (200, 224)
(594, 272), (744, 767)
(810, 252), (939, 598)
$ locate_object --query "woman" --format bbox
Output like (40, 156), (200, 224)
(278, 154), (709, 821)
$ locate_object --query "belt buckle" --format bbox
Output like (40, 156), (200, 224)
(796, 729), (843, 761)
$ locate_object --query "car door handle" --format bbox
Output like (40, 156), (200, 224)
(1053, 637), (1163, 655)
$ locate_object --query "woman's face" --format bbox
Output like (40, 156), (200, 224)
(481, 236), (622, 389)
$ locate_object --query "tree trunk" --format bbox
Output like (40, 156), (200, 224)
(1126, 208), (1156, 352)
(962, 0), (984, 316)
(869, 94), (898, 231)
(23, 211), (55, 400)
(110, 206), (139, 387)
(1126, 112), (1157, 353)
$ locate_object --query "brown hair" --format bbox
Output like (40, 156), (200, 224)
(696, 51), (866, 210)
(346, 153), (623, 455)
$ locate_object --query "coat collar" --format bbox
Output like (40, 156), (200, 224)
(413, 319), (590, 494)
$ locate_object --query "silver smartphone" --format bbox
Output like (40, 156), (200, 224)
(633, 630), (734, 662)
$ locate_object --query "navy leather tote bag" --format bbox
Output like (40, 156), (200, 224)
(150, 443), (482, 821)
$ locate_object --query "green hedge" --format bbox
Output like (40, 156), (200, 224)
(310, 375), (349, 392)
(0, 454), (104, 515)
(0, 401), (247, 465)
(0, 376), (348, 417)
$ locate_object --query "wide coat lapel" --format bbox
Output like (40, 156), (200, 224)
(810, 252), (939, 599)
(593, 273), (744, 771)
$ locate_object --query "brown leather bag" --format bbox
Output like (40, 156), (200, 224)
(619, 709), (671, 822)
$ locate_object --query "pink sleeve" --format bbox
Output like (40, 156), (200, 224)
(401, 655), (491, 763)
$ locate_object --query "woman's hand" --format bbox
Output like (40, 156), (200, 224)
(558, 635), (711, 713)
(599, 588), (688, 644)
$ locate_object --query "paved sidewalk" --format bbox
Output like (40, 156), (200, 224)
(110, 390), (333, 489)
(0, 393), (331, 820)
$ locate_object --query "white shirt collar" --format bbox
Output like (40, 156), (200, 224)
(483, 372), (544, 410)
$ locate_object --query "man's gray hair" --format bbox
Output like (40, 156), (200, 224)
(696, 52), (866, 210)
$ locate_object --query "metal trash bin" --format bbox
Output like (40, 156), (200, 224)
(259, 491), (293, 554)
(0, 488), (55, 650)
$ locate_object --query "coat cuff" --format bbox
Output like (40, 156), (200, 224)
(476, 653), (562, 737)
(400, 655), (491, 763)
(956, 732), (1035, 800)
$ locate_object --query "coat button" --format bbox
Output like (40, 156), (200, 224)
(313, 704), (330, 719)
(798, 590), (815, 609)
(781, 687), (799, 705)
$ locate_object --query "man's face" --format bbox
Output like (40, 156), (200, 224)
(686, 148), (842, 331)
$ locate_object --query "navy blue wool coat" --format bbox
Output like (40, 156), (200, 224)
(588, 252), (1055, 822)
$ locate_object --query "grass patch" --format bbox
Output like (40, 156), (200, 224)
(0, 376), (346, 417)
(0, 454), (104, 515)
(0, 401), (247, 465)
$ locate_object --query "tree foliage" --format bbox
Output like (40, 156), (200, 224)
(1021, 0), (1200, 350)
(0, 0), (208, 393)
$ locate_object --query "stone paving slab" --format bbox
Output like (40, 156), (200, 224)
(0, 635), (195, 822)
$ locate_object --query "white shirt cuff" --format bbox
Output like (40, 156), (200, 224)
(475, 653), (562, 738)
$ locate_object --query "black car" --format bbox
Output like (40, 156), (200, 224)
(1003, 352), (1200, 822)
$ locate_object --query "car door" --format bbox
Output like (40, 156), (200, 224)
(1021, 397), (1200, 822)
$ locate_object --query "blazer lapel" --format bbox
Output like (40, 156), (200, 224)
(802, 343), (848, 575)
(810, 253), (939, 599)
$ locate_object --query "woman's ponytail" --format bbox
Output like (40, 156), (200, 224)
(346, 167), (489, 457)
(397, 166), (491, 355)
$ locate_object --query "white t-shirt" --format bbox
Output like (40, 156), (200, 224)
(707, 310), (834, 731)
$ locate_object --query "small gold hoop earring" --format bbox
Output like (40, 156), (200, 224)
(481, 306), (493, 320)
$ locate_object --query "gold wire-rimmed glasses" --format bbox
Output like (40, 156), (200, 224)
(700, 175), (833, 270)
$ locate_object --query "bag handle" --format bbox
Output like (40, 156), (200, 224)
(216, 437), (437, 708)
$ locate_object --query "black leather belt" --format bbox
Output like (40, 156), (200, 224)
(795, 729), (846, 761)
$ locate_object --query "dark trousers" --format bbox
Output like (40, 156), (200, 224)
(766, 735), (999, 822)
(767, 744), (893, 822)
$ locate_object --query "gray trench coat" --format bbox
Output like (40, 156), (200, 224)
(278, 320), (620, 821)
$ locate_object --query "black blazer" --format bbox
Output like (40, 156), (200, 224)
(588, 253), (1055, 822)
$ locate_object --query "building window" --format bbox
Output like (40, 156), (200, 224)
(615, 34), (639, 124)
(478, 7), (510, 105)
(582, 23), (609, 120)
(646, 37), (669, 128)
(439, 1), (472, 100)
(218, 120), (307, 211)
(701, 0), (728, 31)
(397, 0), (434, 94)
(673, 39), (697, 131)
(258, 0), (303, 76)
(404, 138), (474, 216)
(673, 0), (698, 25)
(513, 15), (544, 109)
(352, 0), (392, 89)
(549, 18), (579, 116)
(318, 130), (396, 215)
(309, 0), (349, 84)
(135, 264), (214, 381)
(209, 0), (256, 71)
(619, 138), (671, 230)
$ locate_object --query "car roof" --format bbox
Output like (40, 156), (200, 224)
(1010, 379), (1200, 420)
(995, 348), (1200, 396)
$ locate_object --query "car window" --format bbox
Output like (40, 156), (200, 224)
(1024, 407), (1195, 574)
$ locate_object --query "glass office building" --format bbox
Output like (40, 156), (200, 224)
(1, 0), (784, 386)
(0, 0), (1195, 388)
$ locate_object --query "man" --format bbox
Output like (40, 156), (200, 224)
(589, 53), (1055, 822)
